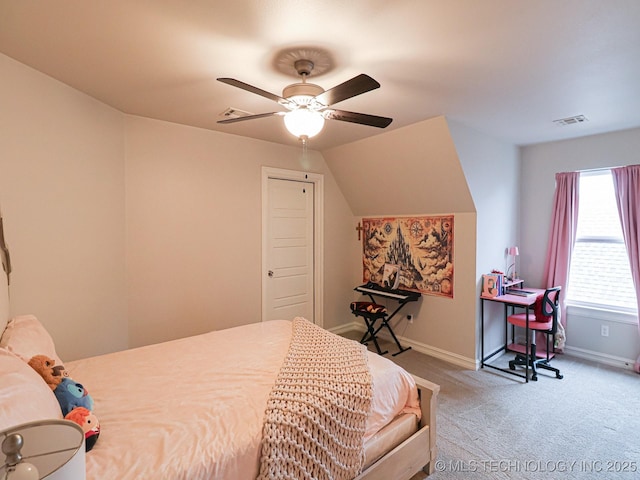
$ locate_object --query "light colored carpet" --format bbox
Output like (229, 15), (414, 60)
(343, 331), (640, 480)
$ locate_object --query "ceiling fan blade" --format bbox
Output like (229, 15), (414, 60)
(217, 112), (284, 124)
(323, 109), (392, 128)
(313, 74), (381, 107)
(217, 78), (290, 105)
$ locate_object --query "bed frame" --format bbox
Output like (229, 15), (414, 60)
(1, 206), (439, 479)
(357, 374), (439, 479)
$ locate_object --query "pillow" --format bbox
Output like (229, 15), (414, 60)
(0, 314), (64, 365)
(0, 348), (62, 431)
(533, 294), (552, 322)
(350, 301), (387, 314)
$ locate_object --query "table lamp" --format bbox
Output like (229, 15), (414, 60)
(506, 246), (519, 280)
(1, 420), (85, 480)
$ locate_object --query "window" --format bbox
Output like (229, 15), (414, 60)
(567, 170), (637, 313)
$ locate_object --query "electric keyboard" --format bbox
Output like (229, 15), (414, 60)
(354, 283), (421, 302)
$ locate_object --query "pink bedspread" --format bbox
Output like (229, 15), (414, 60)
(66, 320), (419, 480)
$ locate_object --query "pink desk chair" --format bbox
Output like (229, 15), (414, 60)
(507, 286), (563, 381)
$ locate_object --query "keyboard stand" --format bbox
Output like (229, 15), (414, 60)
(354, 310), (389, 355)
(353, 284), (421, 356)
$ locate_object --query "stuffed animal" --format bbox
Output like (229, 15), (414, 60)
(65, 407), (100, 452)
(28, 354), (69, 390)
(54, 377), (94, 416)
(28, 354), (100, 450)
(29, 355), (93, 413)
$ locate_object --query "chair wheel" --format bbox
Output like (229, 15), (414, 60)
(557, 374), (563, 379)
(531, 375), (538, 381)
(508, 361), (515, 370)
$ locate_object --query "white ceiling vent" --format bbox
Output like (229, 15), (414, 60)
(220, 107), (254, 119)
(553, 115), (588, 126)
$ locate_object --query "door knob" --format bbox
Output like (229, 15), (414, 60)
(268, 270), (274, 277)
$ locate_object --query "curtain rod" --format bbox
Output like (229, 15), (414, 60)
(576, 166), (621, 174)
(580, 164), (640, 173)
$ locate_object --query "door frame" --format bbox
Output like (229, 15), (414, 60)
(261, 167), (324, 326)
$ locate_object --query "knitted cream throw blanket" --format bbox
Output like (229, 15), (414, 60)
(257, 317), (373, 480)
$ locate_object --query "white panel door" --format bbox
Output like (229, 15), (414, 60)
(264, 178), (314, 322)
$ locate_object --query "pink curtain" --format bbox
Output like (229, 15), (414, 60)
(542, 172), (580, 351)
(611, 165), (640, 373)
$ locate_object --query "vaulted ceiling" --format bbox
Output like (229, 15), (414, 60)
(1, 0), (639, 151)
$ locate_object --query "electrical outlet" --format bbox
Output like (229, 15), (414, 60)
(407, 314), (413, 323)
(601, 325), (609, 337)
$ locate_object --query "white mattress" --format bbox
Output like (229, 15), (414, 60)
(66, 320), (420, 480)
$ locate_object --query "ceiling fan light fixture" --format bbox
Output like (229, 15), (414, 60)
(284, 108), (325, 139)
(282, 83), (324, 105)
(217, 57), (392, 138)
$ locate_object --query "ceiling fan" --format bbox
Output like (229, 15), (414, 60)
(217, 59), (392, 141)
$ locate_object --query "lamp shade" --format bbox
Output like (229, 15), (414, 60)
(508, 246), (519, 256)
(1, 420), (85, 480)
(284, 108), (325, 139)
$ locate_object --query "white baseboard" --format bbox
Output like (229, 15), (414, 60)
(563, 345), (637, 371)
(330, 323), (637, 372)
(329, 322), (478, 370)
(328, 322), (359, 336)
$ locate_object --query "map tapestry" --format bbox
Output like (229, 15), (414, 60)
(362, 215), (454, 298)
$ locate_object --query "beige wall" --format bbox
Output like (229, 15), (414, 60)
(323, 117), (478, 364)
(448, 120), (520, 361)
(520, 129), (640, 365)
(0, 53), (127, 361)
(323, 117), (474, 216)
(3, 47), (635, 370)
(124, 116), (357, 347)
(520, 128), (640, 286)
(0, 52), (357, 360)
(0, 50), (522, 368)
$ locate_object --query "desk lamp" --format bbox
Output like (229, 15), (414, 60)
(506, 246), (519, 281)
(1, 420), (85, 480)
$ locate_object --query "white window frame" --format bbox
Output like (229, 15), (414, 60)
(566, 169), (638, 322)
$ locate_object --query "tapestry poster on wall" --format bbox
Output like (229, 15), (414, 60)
(362, 215), (454, 298)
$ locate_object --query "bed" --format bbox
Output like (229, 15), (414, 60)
(0, 251), (438, 479)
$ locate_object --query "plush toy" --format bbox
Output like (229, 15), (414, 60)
(28, 354), (100, 451)
(54, 377), (94, 416)
(65, 407), (100, 452)
(27, 354), (69, 390)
